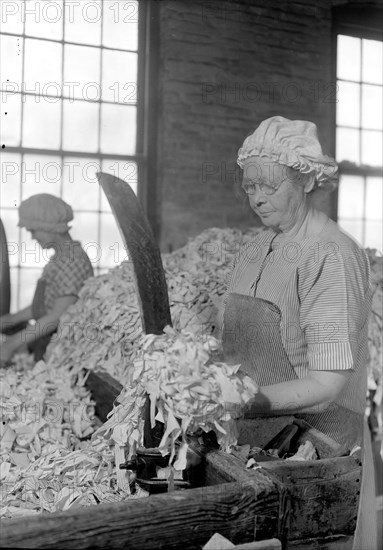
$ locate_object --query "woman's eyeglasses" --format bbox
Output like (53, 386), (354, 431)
(241, 181), (280, 196)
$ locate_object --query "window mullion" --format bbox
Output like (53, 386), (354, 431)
(59, 1), (66, 197)
(359, 39), (362, 165)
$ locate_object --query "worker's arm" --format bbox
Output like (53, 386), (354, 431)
(244, 369), (351, 416)
(0, 296), (76, 363)
(0, 306), (33, 332)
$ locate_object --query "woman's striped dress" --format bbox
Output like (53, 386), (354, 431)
(224, 216), (371, 449)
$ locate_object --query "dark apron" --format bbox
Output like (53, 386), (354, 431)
(29, 279), (52, 361)
(222, 293), (363, 450)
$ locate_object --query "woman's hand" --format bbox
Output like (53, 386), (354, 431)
(0, 306), (33, 333)
(0, 297), (76, 365)
(0, 337), (18, 366)
(0, 314), (13, 333)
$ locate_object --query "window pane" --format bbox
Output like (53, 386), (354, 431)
(22, 154), (62, 198)
(0, 210), (20, 266)
(338, 175), (364, 219)
(1, 4), (23, 34)
(365, 221), (382, 253)
(361, 130), (383, 167)
(22, 95), (61, 149)
(338, 220), (363, 246)
(102, 50), (137, 103)
(62, 156), (100, 210)
(0, 92), (22, 146)
(70, 212), (99, 263)
(102, 0), (139, 50)
(19, 267), (43, 309)
(337, 35), (360, 82)
(366, 177), (383, 220)
(62, 100), (99, 152)
(0, 35), (23, 87)
(10, 268), (19, 312)
(336, 81), (360, 128)
(362, 39), (383, 86)
(99, 213), (127, 268)
(0, 152), (21, 207)
(336, 127), (359, 164)
(100, 160), (138, 211)
(100, 104), (136, 155)
(24, 38), (62, 96)
(362, 84), (382, 131)
(63, 45), (101, 100)
(64, 0), (102, 45)
(25, 0), (63, 41)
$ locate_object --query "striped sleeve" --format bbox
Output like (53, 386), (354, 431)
(299, 247), (367, 372)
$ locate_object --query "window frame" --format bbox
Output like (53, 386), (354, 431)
(331, 5), (383, 245)
(0, 0), (154, 310)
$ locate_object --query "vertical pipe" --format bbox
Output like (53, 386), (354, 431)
(137, 0), (160, 241)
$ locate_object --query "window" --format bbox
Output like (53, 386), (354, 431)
(334, 8), (383, 254)
(0, 0), (141, 311)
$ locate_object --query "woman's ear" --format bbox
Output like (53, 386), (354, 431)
(303, 173), (316, 193)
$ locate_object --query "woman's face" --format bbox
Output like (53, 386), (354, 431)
(29, 229), (52, 249)
(241, 158), (309, 233)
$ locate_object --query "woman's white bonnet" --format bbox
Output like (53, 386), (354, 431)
(237, 116), (339, 191)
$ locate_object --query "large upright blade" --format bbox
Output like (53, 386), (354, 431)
(0, 218), (11, 316)
(97, 172), (172, 335)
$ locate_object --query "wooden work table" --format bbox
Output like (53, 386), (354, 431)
(0, 370), (361, 549)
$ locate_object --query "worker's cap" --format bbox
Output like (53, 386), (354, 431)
(18, 194), (74, 233)
(237, 116), (338, 191)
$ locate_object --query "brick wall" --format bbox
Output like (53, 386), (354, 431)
(156, 0), (338, 251)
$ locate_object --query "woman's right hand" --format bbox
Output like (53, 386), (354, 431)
(0, 313), (13, 333)
(0, 306), (33, 333)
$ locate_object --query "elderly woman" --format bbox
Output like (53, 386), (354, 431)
(0, 194), (94, 364)
(222, 116), (375, 548)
